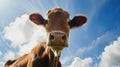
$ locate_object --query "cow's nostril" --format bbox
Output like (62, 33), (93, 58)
(49, 34), (54, 41)
(62, 35), (66, 41)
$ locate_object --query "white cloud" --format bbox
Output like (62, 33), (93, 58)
(99, 37), (120, 67)
(61, 56), (73, 66)
(3, 14), (31, 47)
(3, 14), (46, 56)
(4, 51), (15, 61)
(17, 26), (46, 56)
(68, 57), (93, 67)
(0, 61), (4, 67)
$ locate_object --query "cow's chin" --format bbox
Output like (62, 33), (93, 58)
(47, 41), (68, 57)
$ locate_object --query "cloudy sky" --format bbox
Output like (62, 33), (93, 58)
(0, 0), (120, 67)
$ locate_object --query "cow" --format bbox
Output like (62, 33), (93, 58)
(4, 8), (87, 67)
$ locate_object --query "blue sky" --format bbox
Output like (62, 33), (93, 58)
(0, 0), (120, 67)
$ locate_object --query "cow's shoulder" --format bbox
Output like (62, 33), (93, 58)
(31, 42), (47, 57)
(5, 53), (30, 67)
(30, 42), (50, 67)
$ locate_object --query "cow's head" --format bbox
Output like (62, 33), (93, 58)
(29, 8), (87, 56)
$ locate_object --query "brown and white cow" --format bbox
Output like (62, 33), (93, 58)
(4, 8), (87, 67)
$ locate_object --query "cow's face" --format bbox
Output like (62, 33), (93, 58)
(29, 8), (87, 56)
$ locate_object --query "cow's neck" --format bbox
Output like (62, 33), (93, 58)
(47, 47), (60, 67)
(53, 56), (59, 67)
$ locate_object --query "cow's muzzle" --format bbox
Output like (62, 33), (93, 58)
(47, 31), (68, 56)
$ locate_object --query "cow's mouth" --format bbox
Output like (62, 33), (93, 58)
(47, 31), (68, 56)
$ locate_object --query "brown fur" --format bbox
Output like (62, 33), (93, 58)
(5, 8), (87, 67)
(5, 42), (61, 67)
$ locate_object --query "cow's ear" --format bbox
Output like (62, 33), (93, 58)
(69, 14), (87, 29)
(29, 13), (47, 25)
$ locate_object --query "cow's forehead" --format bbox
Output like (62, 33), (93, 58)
(47, 8), (64, 14)
(46, 8), (69, 19)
